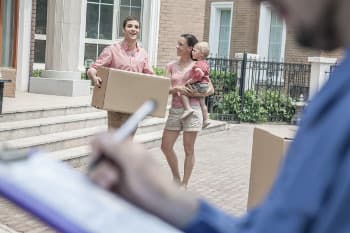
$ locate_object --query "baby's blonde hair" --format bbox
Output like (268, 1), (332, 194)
(195, 42), (210, 58)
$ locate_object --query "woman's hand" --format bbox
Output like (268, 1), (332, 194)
(88, 134), (198, 229)
(171, 86), (187, 95)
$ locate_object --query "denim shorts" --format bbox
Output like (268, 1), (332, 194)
(189, 82), (209, 93)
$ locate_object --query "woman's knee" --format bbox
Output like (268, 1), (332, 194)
(183, 143), (195, 155)
(161, 140), (172, 153)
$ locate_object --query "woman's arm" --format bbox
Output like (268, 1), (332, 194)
(183, 80), (214, 97)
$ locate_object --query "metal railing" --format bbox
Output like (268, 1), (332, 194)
(206, 54), (311, 122)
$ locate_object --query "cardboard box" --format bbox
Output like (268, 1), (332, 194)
(247, 125), (297, 209)
(91, 67), (170, 118)
(0, 67), (16, 98)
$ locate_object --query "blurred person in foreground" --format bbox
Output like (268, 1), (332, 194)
(89, 0), (350, 232)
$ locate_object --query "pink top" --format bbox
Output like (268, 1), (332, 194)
(189, 60), (210, 84)
(166, 61), (200, 108)
(91, 40), (154, 74)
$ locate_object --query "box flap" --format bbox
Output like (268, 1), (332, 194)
(254, 125), (297, 141)
(91, 67), (110, 109)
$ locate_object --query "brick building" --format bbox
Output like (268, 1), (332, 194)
(0, 0), (343, 96)
(204, 0), (343, 63)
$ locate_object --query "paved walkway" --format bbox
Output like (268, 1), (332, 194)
(149, 124), (255, 216)
(0, 124), (256, 232)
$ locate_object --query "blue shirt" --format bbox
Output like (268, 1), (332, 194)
(184, 47), (350, 233)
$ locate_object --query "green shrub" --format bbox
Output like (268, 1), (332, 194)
(239, 90), (268, 123)
(153, 67), (165, 76)
(261, 90), (295, 122)
(32, 69), (42, 77)
(211, 89), (295, 123)
(210, 70), (237, 92)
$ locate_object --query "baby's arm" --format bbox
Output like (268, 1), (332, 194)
(190, 68), (205, 83)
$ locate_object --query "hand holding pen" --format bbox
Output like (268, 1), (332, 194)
(88, 100), (156, 172)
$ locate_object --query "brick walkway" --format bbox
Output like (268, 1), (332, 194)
(149, 124), (254, 216)
(0, 124), (255, 232)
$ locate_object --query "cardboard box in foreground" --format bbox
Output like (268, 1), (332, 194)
(247, 125), (297, 209)
(91, 67), (170, 118)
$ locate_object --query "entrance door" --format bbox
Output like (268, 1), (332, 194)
(0, 0), (19, 68)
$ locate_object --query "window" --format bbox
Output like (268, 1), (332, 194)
(85, 0), (143, 63)
(34, 0), (47, 65)
(35, 0), (47, 34)
(257, 3), (286, 61)
(33, 0), (158, 69)
(218, 10), (231, 57)
(268, 11), (283, 61)
(1, 0), (15, 66)
(209, 2), (233, 58)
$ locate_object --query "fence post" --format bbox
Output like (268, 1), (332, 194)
(239, 52), (247, 111)
(308, 57), (337, 100)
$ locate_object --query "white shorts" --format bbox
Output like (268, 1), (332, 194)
(165, 107), (203, 132)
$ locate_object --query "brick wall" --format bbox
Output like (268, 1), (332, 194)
(284, 29), (344, 63)
(204, 0), (259, 58)
(284, 28), (319, 63)
(157, 0), (206, 68)
(204, 0), (343, 63)
(230, 0), (259, 56)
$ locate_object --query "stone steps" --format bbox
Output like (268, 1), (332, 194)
(1, 100), (227, 166)
(0, 111), (106, 141)
(0, 104), (98, 122)
(49, 120), (227, 168)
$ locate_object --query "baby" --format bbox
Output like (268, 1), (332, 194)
(181, 41), (211, 128)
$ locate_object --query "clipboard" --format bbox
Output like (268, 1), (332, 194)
(0, 101), (181, 233)
(0, 151), (181, 233)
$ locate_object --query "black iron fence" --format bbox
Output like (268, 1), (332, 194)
(206, 53), (311, 122)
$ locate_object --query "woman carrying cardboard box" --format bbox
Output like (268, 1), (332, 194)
(87, 16), (154, 131)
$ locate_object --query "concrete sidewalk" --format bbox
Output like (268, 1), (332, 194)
(0, 123), (257, 232)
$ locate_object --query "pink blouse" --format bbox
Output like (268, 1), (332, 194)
(166, 61), (200, 108)
(91, 40), (154, 74)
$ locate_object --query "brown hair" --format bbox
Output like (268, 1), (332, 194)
(122, 16), (140, 29)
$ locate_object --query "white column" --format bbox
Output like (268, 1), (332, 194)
(30, 0), (90, 96)
(308, 57), (337, 100)
(16, 0), (32, 92)
(147, 0), (160, 66)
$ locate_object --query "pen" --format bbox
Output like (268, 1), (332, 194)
(88, 100), (157, 171)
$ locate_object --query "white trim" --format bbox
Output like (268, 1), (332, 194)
(145, 0), (160, 66)
(33, 63), (46, 70)
(257, 3), (286, 60)
(257, 3), (270, 60)
(280, 21), (287, 61)
(209, 2), (233, 57)
(79, 0), (87, 70)
(34, 34), (46, 40)
(16, 0), (32, 91)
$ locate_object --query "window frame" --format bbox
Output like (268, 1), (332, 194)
(257, 2), (286, 61)
(33, 0), (160, 70)
(209, 2), (233, 58)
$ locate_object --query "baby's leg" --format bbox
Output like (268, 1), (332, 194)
(200, 97), (211, 128)
(199, 97), (208, 121)
(180, 95), (194, 120)
(181, 95), (192, 110)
